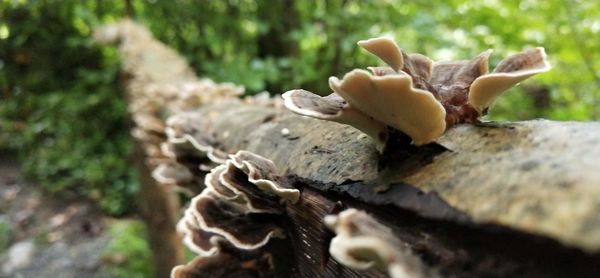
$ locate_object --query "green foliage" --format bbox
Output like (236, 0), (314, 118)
(1, 0), (599, 215)
(0, 216), (11, 255)
(134, 0), (600, 120)
(102, 220), (153, 278)
(0, 0), (137, 215)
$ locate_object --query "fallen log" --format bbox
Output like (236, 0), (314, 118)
(94, 19), (242, 278)
(168, 100), (600, 277)
(95, 19), (600, 277)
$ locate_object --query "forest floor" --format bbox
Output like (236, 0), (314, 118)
(0, 151), (111, 278)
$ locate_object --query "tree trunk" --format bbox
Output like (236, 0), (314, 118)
(133, 141), (184, 278)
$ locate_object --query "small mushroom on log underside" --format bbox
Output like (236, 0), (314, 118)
(325, 208), (438, 278)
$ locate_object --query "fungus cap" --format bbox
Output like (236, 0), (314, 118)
(152, 163), (194, 185)
(329, 69), (446, 145)
(188, 189), (284, 250)
(468, 47), (551, 113)
(171, 251), (273, 278)
(325, 209), (433, 278)
(282, 89), (388, 150)
(229, 151), (300, 204)
(176, 209), (223, 256)
(357, 37), (404, 71)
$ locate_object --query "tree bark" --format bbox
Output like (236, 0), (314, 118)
(133, 141), (184, 278)
(97, 19), (600, 277)
(95, 20), (196, 278)
(172, 100), (600, 277)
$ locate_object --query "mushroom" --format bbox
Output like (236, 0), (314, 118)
(357, 37), (404, 72)
(152, 162), (194, 185)
(171, 249), (274, 278)
(325, 209), (436, 278)
(160, 142), (178, 159)
(282, 89), (388, 151)
(165, 114), (228, 164)
(468, 47), (551, 113)
(204, 151), (300, 213)
(204, 164), (239, 201)
(177, 208), (223, 256)
(187, 189), (285, 250)
(284, 37), (550, 148)
(228, 151), (300, 204)
(329, 69), (446, 145)
(176, 150), (300, 261)
(358, 37), (435, 88)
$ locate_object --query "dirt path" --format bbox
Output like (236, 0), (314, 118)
(0, 151), (111, 278)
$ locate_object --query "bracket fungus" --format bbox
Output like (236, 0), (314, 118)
(282, 89), (389, 150)
(203, 151), (300, 213)
(187, 189), (285, 250)
(165, 113), (228, 164)
(325, 209), (435, 278)
(177, 208), (224, 256)
(283, 36), (550, 149)
(171, 249), (274, 278)
(228, 150), (301, 204)
(174, 151), (300, 277)
(152, 162), (194, 186)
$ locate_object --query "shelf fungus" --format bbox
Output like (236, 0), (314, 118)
(165, 113), (228, 165)
(228, 150), (301, 204)
(186, 189), (285, 250)
(325, 209), (436, 278)
(283, 37), (550, 148)
(173, 151), (299, 277)
(171, 248), (274, 278)
(151, 162), (194, 186)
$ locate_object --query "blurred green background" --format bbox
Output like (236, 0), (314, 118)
(1, 0), (599, 216)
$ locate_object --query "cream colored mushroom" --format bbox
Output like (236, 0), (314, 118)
(282, 89), (388, 151)
(468, 47), (551, 113)
(325, 209), (435, 278)
(152, 162), (194, 185)
(284, 37), (550, 149)
(358, 37), (434, 82)
(358, 37), (404, 72)
(329, 69), (446, 145)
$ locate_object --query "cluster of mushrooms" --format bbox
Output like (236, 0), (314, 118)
(283, 37), (550, 150)
(163, 110), (433, 278)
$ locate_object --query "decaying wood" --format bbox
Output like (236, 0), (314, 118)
(174, 100), (600, 276)
(98, 19), (600, 277)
